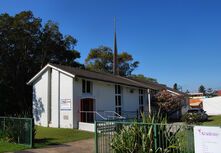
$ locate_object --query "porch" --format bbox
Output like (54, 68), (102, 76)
(78, 98), (127, 132)
(78, 111), (126, 132)
(78, 98), (149, 132)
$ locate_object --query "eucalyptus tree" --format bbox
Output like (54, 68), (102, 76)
(0, 11), (82, 115)
(85, 46), (139, 76)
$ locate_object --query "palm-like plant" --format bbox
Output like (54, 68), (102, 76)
(111, 112), (182, 153)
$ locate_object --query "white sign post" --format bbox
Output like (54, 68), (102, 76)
(194, 126), (221, 153)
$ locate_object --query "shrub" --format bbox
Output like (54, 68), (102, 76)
(182, 113), (202, 125)
(111, 124), (141, 153)
(0, 115), (35, 146)
(0, 129), (12, 142)
(111, 113), (181, 153)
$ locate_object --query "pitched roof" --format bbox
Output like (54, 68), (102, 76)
(128, 77), (166, 90)
(52, 64), (150, 88)
(28, 63), (163, 90)
(166, 87), (187, 96)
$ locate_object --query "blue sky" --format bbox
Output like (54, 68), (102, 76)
(1, 0), (221, 91)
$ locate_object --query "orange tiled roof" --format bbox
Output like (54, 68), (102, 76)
(189, 98), (202, 104)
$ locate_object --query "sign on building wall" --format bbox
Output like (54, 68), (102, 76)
(194, 126), (221, 153)
(60, 99), (71, 110)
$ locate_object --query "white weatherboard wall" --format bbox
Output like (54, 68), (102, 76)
(73, 78), (82, 128)
(73, 79), (115, 124)
(33, 70), (49, 127)
(93, 81), (115, 111)
(94, 82), (142, 113)
(59, 73), (74, 128)
(79, 122), (95, 132)
(123, 87), (139, 112)
(203, 97), (221, 115)
(50, 69), (59, 127)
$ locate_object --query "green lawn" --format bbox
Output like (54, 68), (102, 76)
(202, 115), (221, 126)
(34, 126), (94, 148)
(0, 126), (94, 153)
(0, 141), (29, 153)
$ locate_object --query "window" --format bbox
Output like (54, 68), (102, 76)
(82, 79), (92, 93)
(86, 81), (91, 93)
(115, 85), (121, 94)
(139, 89), (144, 113)
(82, 79), (86, 93)
(115, 85), (122, 115)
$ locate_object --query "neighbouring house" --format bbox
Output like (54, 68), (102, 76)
(189, 99), (203, 108)
(188, 92), (205, 108)
(27, 63), (189, 131)
(202, 96), (221, 115)
(215, 90), (221, 96)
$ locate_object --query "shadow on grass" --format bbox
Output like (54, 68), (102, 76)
(34, 138), (70, 148)
(204, 116), (214, 122)
(205, 119), (213, 122)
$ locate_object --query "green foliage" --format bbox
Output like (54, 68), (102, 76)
(185, 90), (190, 94)
(173, 83), (178, 90)
(182, 113), (202, 125)
(0, 11), (82, 115)
(0, 129), (12, 142)
(206, 88), (216, 97)
(0, 117), (32, 145)
(85, 46), (139, 76)
(130, 74), (157, 83)
(198, 85), (206, 95)
(111, 113), (182, 153)
(111, 124), (140, 153)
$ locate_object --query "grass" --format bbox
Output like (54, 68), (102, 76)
(0, 126), (94, 152)
(34, 126), (94, 148)
(202, 115), (221, 126)
(0, 141), (29, 153)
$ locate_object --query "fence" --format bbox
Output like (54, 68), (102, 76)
(95, 121), (194, 153)
(0, 117), (33, 147)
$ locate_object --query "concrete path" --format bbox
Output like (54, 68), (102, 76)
(16, 138), (94, 153)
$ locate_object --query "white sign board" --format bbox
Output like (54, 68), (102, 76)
(60, 99), (71, 110)
(194, 126), (221, 153)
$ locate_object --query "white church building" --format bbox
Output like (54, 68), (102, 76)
(27, 63), (170, 131)
(27, 25), (188, 131)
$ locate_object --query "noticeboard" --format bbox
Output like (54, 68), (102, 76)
(60, 99), (71, 110)
(194, 126), (221, 153)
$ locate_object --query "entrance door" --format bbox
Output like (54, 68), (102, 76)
(80, 98), (94, 123)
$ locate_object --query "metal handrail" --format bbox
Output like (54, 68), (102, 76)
(103, 111), (126, 119)
(79, 111), (107, 120)
(79, 111), (126, 121)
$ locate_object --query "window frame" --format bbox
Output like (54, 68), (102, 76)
(115, 85), (122, 115)
(82, 79), (92, 94)
(139, 89), (144, 113)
